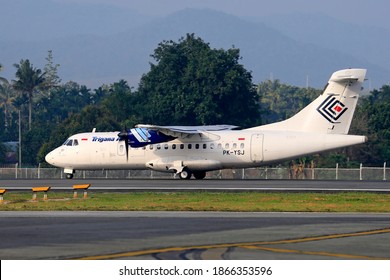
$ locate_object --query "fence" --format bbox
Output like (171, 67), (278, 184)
(0, 164), (388, 180)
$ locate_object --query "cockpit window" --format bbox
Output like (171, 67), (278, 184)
(63, 139), (77, 146)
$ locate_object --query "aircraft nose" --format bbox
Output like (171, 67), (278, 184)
(45, 151), (56, 166)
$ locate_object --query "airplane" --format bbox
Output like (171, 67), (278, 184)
(45, 68), (367, 179)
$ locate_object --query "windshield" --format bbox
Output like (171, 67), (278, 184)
(62, 139), (78, 146)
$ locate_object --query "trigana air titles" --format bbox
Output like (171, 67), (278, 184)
(46, 69), (367, 179)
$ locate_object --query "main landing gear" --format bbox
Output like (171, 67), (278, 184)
(178, 168), (206, 180)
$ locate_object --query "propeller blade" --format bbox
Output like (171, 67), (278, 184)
(117, 129), (130, 161)
(125, 138), (129, 161)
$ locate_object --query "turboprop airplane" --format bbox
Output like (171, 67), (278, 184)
(45, 68), (367, 179)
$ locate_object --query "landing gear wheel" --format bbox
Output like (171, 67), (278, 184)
(66, 173), (74, 179)
(193, 171), (206, 180)
(179, 168), (192, 180)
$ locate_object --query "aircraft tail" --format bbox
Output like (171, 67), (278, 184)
(255, 69), (367, 134)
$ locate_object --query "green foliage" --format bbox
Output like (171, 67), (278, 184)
(2, 36), (390, 168)
(0, 80), (17, 140)
(36, 81), (102, 123)
(101, 80), (141, 127)
(257, 79), (320, 123)
(13, 59), (47, 131)
(2, 192), (390, 212)
(138, 33), (260, 127)
(0, 142), (6, 163)
(43, 50), (61, 88)
(358, 86), (390, 164)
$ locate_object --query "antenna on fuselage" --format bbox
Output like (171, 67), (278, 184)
(92, 128), (96, 133)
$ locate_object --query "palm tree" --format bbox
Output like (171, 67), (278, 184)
(0, 80), (15, 128)
(13, 59), (46, 130)
(0, 63), (14, 128)
(0, 63), (7, 84)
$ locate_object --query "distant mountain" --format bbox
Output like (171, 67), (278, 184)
(1, 6), (389, 89)
(261, 13), (390, 85)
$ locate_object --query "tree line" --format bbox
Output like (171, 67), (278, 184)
(0, 34), (389, 167)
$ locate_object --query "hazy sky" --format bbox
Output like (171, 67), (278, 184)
(55, 0), (390, 30)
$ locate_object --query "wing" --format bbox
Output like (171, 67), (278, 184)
(135, 124), (240, 138)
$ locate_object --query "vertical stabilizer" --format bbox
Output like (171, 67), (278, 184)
(255, 69), (367, 134)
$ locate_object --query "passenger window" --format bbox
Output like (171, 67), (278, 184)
(180, 144), (184, 149)
(195, 144), (200, 149)
(149, 145), (153, 150)
(172, 144), (176, 150)
(233, 143), (237, 149)
(210, 143), (215, 149)
(157, 144), (161, 150)
(240, 143), (245, 149)
(203, 144), (207, 149)
(164, 144), (168, 150)
(217, 143), (222, 149)
(225, 143), (229, 149)
(188, 144), (192, 149)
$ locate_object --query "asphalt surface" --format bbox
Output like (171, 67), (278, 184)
(0, 211), (389, 260)
(1, 179), (389, 260)
(1, 178), (390, 192)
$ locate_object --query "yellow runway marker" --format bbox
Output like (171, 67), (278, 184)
(241, 245), (389, 260)
(77, 228), (390, 260)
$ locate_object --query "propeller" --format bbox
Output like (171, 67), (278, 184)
(117, 129), (130, 161)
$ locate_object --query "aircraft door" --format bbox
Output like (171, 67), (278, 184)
(250, 134), (264, 163)
(117, 142), (126, 156)
(117, 142), (145, 160)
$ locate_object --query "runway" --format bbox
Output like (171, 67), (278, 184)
(1, 179), (389, 260)
(2, 178), (390, 192)
(0, 211), (389, 260)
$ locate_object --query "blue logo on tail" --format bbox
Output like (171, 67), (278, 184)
(317, 95), (348, 123)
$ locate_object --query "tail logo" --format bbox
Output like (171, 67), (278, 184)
(316, 95), (348, 123)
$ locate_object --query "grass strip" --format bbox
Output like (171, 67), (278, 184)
(1, 191), (389, 212)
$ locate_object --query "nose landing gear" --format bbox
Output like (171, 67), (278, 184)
(64, 168), (74, 179)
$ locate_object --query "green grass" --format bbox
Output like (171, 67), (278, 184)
(1, 191), (389, 212)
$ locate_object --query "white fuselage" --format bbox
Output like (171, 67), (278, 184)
(45, 69), (368, 179)
(45, 129), (366, 174)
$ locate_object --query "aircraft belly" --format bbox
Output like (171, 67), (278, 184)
(146, 157), (222, 172)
